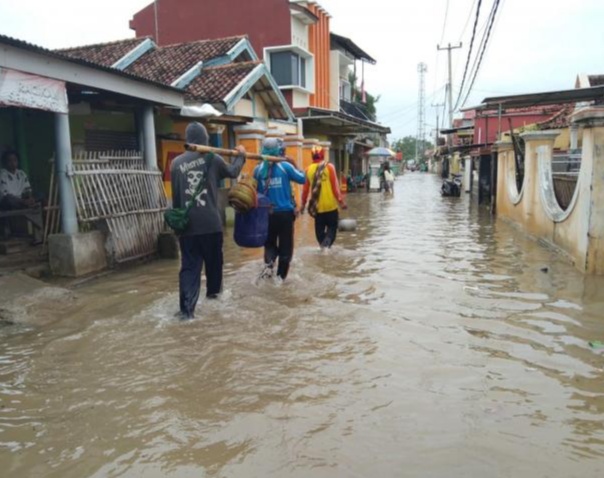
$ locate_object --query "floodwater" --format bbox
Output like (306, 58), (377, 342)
(1, 173), (603, 478)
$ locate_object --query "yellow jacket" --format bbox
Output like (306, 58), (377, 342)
(302, 161), (343, 214)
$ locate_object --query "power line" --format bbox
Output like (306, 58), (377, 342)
(458, 0), (479, 43)
(439, 0), (451, 45)
(453, 0), (483, 111)
(460, 0), (502, 108)
(378, 86), (447, 122)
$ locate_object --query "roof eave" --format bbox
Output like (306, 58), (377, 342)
(0, 35), (184, 107)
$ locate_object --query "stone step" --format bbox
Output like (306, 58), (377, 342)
(0, 240), (31, 255)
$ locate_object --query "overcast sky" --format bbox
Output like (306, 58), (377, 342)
(1, 0), (603, 140)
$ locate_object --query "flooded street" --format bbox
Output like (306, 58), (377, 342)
(1, 173), (603, 477)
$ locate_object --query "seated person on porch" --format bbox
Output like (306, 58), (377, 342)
(0, 150), (36, 210)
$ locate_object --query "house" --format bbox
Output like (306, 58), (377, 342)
(59, 35), (297, 189)
(129, 0), (390, 180)
(0, 34), (185, 276)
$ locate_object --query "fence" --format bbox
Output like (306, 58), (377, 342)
(44, 151), (168, 263)
(552, 151), (581, 210)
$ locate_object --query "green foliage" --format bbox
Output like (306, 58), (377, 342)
(348, 71), (380, 122)
(391, 136), (434, 162)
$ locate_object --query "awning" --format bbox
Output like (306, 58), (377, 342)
(0, 67), (68, 113)
(296, 107), (391, 135)
(440, 125), (474, 134)
(330, 33), (376, 64)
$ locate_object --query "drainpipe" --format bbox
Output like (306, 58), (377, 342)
(54, 113), (78, 235)
(142, 105), (158, 170)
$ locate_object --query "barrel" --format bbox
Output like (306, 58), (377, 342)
(233, 194), (271, 248)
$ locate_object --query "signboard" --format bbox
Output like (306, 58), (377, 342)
(0, 67), (68, 113)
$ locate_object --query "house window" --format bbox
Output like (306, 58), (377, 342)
(271, 51), (293, 85)
(300, 56), (306, 88)
(270, 51), (308, 88)
(340, 80), (352, 102)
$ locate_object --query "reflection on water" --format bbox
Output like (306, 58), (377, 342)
(1, 174), (603, 477)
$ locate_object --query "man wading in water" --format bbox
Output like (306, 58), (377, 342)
(301, 147), (347, 249)
(253, 138), (306, 280)
(170, 122), (246, 319)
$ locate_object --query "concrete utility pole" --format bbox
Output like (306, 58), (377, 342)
(437, 43), (462, 131)
(431, 103), (445, 147)
(416, 62), (428, 161)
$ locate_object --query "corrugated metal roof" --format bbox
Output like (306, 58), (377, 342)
(330, 33), (376, 64)
(472, 86), (604, 110)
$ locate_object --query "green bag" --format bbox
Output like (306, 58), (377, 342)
(164, 153), (212, 234)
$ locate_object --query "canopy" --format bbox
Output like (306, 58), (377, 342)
(366, 147), (395, 157)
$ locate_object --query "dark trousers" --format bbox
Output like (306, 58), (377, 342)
(314, 209), (339, 248)
(264, 211), (295, 279)
(178, 232), (223, 318)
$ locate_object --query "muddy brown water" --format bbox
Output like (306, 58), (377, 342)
(1, 173), (603, 477)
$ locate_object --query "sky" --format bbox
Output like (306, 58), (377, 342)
(1, 0), (603, 141)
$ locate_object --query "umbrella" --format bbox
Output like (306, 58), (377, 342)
(367, 147), (396, 157)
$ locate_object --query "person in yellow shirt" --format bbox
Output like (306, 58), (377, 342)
(301, 147), (347, 249)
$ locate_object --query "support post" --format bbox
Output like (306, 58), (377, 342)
(142, 105), (158, 171)
(54, 113), (78, 235)
(464, 155), (472, 193)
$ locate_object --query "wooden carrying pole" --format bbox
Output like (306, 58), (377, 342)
(184, 143), (285, 162)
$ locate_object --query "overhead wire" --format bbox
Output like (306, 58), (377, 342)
(439, 0), (451, 45)
(458, 0), (479, 43)
(460, 0), (502, 108)
(453, 0), (483, 111)
(378, 85), (447, 123)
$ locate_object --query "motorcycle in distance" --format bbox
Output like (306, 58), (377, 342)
(441, 173), (462, 197)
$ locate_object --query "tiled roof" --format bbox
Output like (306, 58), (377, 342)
(125, 36), (245, 85)
(588, 75), (604, 87)
(1, 34), (180, 93)
(536, 104), (574, 130)
(186, 61), (260, 102)
(58, 37), (151, 67)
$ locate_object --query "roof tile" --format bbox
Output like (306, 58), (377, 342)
(186, 61), (260, 103)
(58, 37), (151, 67)
(125, 36), (244, 85)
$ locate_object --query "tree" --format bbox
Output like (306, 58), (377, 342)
(348, 72), (380, 122)
(391, 136), (434, 162)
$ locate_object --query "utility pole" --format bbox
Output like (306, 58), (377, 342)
(437, 43), (462, 130)
(431, 103), (445, 148)
(416, 62), (428, 162)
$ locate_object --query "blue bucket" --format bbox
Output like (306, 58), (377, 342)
(234, 194), (270, 248)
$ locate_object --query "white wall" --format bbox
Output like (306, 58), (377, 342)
(233, 94), (269, 119)
(292, 89), (310, 108)
(291, 17), (309, 50)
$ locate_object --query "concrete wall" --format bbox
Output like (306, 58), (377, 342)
(495, 107), (604, 274)
(291, 17), (309, 50)
(130, 0), (291, 56)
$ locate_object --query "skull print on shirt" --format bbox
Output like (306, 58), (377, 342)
(185, 169), (208, 207)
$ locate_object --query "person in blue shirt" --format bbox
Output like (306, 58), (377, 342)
(253, 138), (306, 280)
